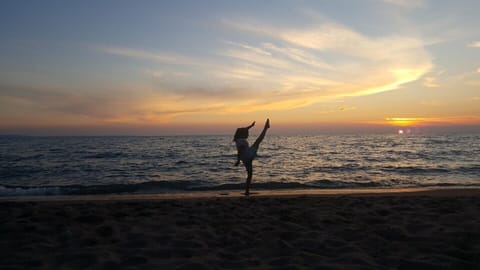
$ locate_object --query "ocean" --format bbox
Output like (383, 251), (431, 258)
(1, 134), (479, 196)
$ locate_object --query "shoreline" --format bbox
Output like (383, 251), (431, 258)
(1, 187), (480, 202)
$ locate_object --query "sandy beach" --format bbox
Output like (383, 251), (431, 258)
(1, 188), (479, 269)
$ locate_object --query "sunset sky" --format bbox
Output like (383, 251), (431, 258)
(1, 0), (479, 135)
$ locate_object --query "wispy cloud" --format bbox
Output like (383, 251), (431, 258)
(221, 49), (291, 69)
(224, 18), (432, 99)
(0, 84), (113, 118)
(215, 66), (265, 80)
(468, 41), (480, 48)
(92, 18), (432, 120)
(279, 24), (427, 61)
(0, 83), (230, 126)
(223, 41), (272, 56)
(95, 45), (205, 66)
(145, 69), (189, 79)
(315, 105), (357, 115)
(262, 43), (333, 70)
(421, 100), (441, 106)
(423, 76), (439, 88)
(381, 0), (426, 8)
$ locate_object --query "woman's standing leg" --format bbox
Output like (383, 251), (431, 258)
(244, 160), (253, 195)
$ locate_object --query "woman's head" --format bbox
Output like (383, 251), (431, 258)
(233, 127), (249, 141)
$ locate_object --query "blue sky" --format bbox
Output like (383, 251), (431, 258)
(1, 0), (479, 134)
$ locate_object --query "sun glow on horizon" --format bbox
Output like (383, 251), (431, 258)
(385, 117), (424, 127)
(383, 115), (480, 128)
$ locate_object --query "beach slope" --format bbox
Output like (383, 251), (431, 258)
(1, 188), (479, 269)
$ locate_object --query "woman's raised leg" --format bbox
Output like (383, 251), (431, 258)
(251, 119), (270, 149)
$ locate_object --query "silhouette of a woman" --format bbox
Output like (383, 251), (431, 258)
(233, 119), (270, 195)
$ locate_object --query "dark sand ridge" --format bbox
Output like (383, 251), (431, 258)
(1, 188), (479, 269)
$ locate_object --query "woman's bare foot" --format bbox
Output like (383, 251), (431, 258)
(265, 118), (270, 129)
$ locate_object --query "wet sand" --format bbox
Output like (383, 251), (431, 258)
(1, 188), (479, 269)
